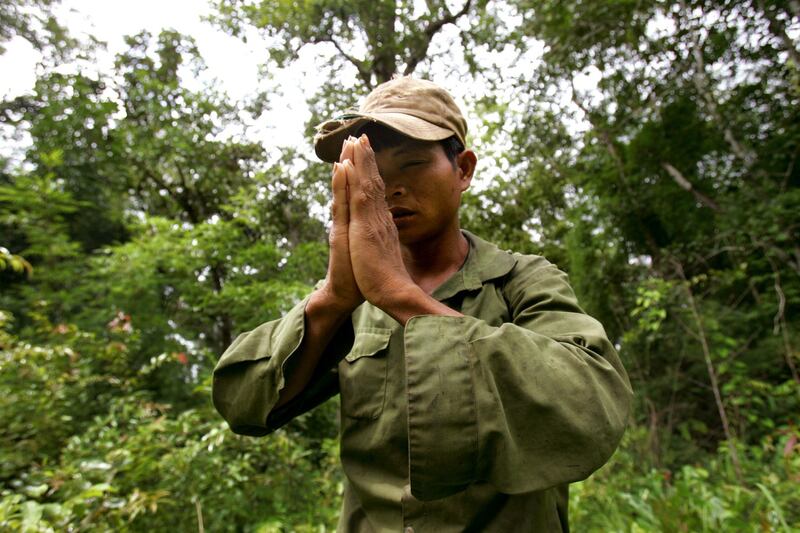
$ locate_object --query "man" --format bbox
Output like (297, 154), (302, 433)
(213, 77), (632, 532)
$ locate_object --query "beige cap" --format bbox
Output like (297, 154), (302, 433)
(313, 77), (468, 163)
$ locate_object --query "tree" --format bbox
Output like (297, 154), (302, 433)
(0, 0), (74, 58)
(505, 0), (800, 463)
(209, 0), (516, 87)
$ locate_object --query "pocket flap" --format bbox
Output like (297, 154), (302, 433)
(346, 327), (392, 362)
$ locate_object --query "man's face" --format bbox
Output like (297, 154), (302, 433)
(372, 138), (475, 245)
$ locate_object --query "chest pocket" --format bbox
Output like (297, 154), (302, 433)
(339, 327), (392, 420)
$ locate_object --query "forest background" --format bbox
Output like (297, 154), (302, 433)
(1, 0), (799, 531)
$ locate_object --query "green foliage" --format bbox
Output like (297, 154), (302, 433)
(114, 30), (266, 224)
(571, 427), (800, 531)
(0, 0), (76, 59)
(0, 311), (340, 532)
(209, 0), (521, 87)
(0, 247), (31, 276)
(2, 70), (128, 252)
(91, 213), (322, 359)
(0, 306), (145, 481)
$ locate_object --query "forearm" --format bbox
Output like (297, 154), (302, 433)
(403, 258), (632, 499)
(404, 313), (632, 500)
(275, 288), (355, 407)
(376, 283), (463, 326)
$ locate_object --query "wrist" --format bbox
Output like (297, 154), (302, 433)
(370, 279), (418, 314)
(374, 282), (462, 326)
(309, 285), (360, 319)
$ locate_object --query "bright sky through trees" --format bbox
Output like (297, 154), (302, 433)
(0, 0), (552, 176)
(0, 0), (328, 157)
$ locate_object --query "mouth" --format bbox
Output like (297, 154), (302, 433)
(389, 207), (415, 220)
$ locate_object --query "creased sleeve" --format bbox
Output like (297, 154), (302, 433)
(212, 295), (350, 436)
(404, 256), (633, 501)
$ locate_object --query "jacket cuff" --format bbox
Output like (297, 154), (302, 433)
(404, 315), (485, 500)
(212, 296), (309, 435)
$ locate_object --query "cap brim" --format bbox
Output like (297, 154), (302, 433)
(313, 112), (455, 163)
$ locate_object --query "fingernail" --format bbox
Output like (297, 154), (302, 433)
(332, 162), (340, 173)
(360, 134), (370, 147)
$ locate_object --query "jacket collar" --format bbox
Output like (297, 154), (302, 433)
(432, 230), (517, 301)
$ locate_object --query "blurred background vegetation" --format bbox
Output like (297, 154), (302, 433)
(1, 0), (799, 531)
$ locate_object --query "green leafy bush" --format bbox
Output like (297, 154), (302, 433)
(571, 427), (800, 532)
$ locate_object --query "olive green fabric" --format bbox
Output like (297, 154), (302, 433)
(213, 231), (632, 532)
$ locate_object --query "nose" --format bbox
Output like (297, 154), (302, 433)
(384, 182), (406, 199)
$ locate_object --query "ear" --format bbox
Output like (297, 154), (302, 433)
(455, 150), (477, 192)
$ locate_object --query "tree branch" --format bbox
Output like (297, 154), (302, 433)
(763, 251), (800, 384)
(311, 35), (373, 88)
(175, 163), (204, 223)
(760, 1), (800, 68)
(403, 0), (472, 75)
(673, 258), (744, 483)
(678, 3), (757, 167)
(661, 161), (721, 211)
(570, 78), (626, 181)
(570, 77), (664, 268)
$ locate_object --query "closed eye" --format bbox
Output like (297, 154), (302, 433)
(402, 160), (426, 168)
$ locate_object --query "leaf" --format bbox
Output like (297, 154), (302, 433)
(24, 484), (49, 498)
(79, 483), (112, 500)
(21, 501), (43, 529)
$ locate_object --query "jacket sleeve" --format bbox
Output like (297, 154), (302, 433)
(212, 295), (352, 436)
(404, 255), (633, 501)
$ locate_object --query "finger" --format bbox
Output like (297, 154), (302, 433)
(356, 135), (383, 190)
(351, 134), (386, 210)
(339, 135), (355, 164)
(343, 158), (362, 209)
(354, 135), (379, 177)
(331, 162), (349, 229)
(344, 158), (373, 218)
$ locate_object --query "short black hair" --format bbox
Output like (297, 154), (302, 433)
(354, 122), (464, 164)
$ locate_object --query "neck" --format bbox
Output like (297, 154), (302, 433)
(401, 224), (469, 287)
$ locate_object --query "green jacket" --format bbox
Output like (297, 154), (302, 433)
(213, 231), (632, 532)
